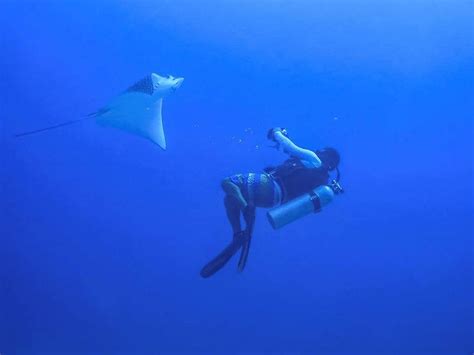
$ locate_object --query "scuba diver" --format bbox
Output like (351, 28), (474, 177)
(200, 127), (343, 278)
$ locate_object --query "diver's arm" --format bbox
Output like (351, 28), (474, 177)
(274, 131), (322, 168)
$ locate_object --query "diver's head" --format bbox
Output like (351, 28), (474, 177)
(316, 147), (340, 171)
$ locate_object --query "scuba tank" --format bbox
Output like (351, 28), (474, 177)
(267, 168), (344, 229)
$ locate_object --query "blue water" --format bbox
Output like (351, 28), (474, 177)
(1, 1), (473, 354)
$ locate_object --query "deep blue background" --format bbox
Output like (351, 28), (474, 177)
(1, 0), (473, 353)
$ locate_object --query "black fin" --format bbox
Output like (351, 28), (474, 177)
(200, 238), (244, 278)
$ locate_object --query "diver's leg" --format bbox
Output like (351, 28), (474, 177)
(243, 205), (256, 234)
(200, 192), (246, 279)
(224, 195), (242, 235)
(221, 177), (248, 210)
(237, 205), (256, 272)
(222, 176), (250, 237)
(237, 173), (275, 273)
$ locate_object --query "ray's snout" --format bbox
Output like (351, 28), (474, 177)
(173, 77), (184, 90)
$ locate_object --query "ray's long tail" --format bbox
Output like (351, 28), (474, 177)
(14, 114), (96, 138)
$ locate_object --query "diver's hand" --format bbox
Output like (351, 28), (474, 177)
(267, 127), (288, 142)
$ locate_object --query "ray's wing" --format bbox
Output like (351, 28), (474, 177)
(93, 74), (168, 149)
(146, 98), (166, 149)
(95, 94), (166, 150)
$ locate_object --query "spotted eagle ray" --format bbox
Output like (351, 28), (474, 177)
(15, 73), (184, 150)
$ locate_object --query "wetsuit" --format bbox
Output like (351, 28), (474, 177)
(200, 128), (331, 278)
(200, 160), (329, 278)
